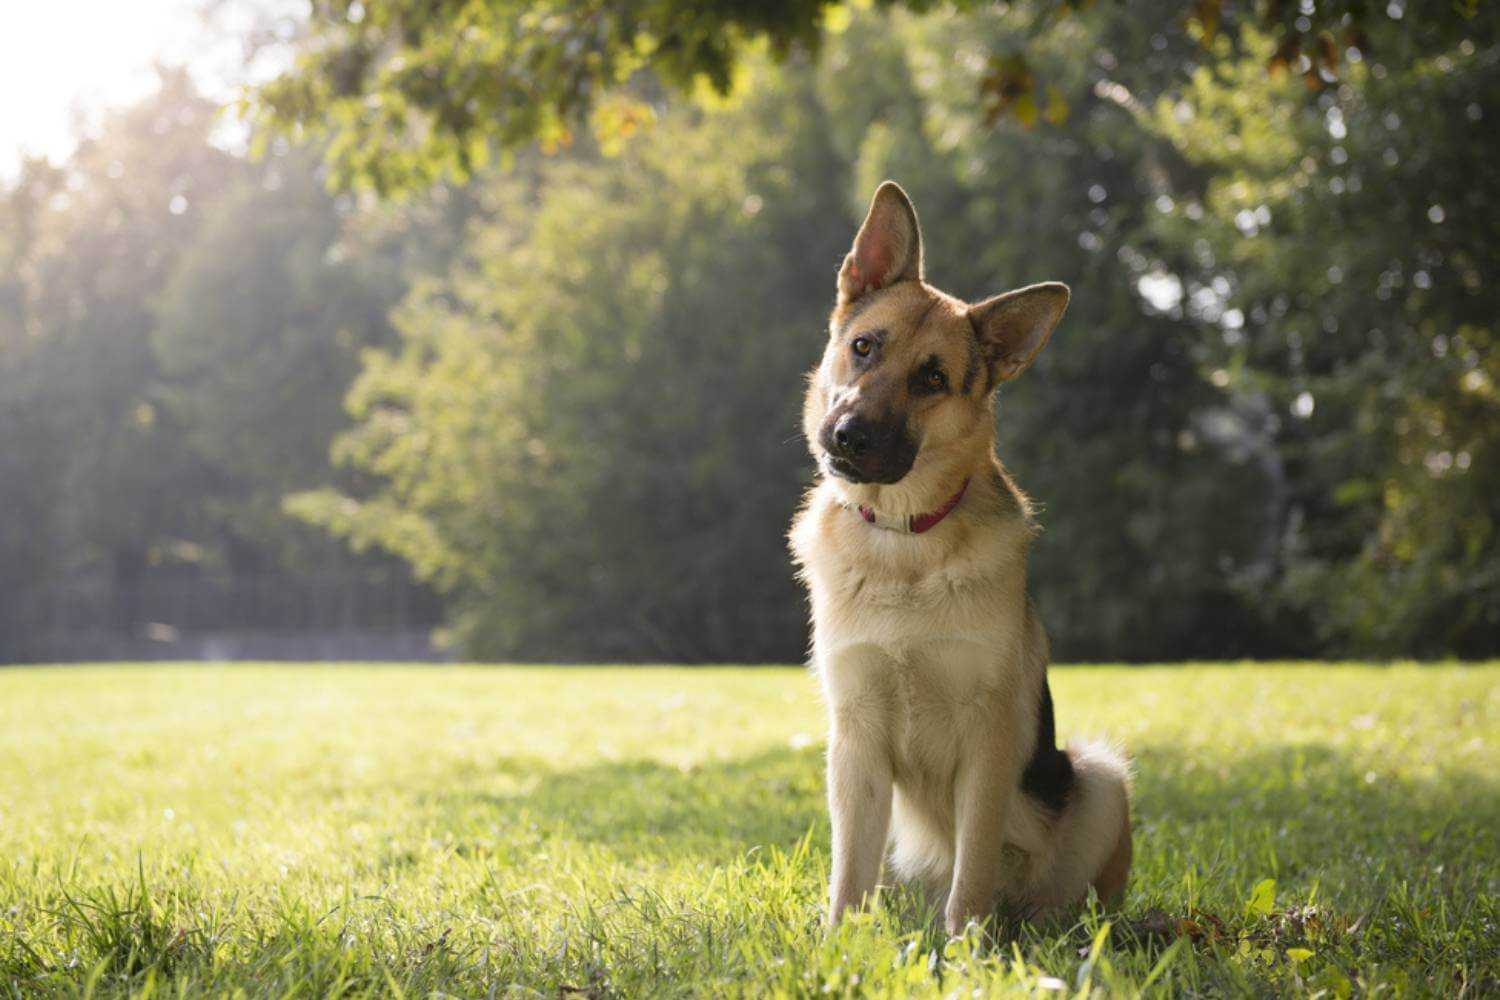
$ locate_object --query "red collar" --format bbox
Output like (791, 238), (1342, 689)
(854, 478), (970, 534)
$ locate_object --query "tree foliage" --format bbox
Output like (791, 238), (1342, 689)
(1139, 22), (1500, 654)
(251, 0), (1473, 194)
(288, 67), (849, 658)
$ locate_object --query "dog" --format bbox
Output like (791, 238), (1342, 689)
(789, 181), (1132, 935)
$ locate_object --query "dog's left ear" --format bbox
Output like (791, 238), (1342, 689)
(968, 282), (1070, 383)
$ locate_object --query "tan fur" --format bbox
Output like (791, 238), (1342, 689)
(789, 182), (1132, 934)
(1093, 802), (1134, 905)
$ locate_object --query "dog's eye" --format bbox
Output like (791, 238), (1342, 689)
(851, 337), (873, 358)
(923, 368), (947, 392)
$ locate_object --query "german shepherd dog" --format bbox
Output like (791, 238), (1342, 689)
(790, 182), (1132, 934)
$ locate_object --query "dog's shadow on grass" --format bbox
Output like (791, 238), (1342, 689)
(426, 739), (1499, 902)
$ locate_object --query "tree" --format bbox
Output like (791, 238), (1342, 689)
(1139, 21), (1500, 653)
(288, 63), (850, 659)
(154, 149), (393, 573)
(0, 72), (453, 659)
(0, 71), (236, 651)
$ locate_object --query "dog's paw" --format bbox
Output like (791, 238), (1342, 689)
(943, 903), (984, 938)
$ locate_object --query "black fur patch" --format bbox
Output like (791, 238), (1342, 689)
(1020, 678), (1075, 815)
(908, 354), (948, 396)
(965, 312), (993, 394)
(961, 334), (982, 395)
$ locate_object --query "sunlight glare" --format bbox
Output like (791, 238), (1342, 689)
(0, 0), (251, 176)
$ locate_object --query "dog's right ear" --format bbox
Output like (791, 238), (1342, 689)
(838, 181), (923, 305)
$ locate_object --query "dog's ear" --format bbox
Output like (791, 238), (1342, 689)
(837, 181), (923, 304)
(969, 282), (1070, 383)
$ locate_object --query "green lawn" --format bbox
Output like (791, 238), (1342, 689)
(1, 663), (1495, 997)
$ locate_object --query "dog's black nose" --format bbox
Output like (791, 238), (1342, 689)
(832, 413), (871, 457)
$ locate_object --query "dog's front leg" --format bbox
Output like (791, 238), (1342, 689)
(945, 729), (1017, 935)
(826, 712), (893, 925)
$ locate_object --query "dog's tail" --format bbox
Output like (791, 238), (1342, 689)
(1039, 738), (1132, 908)
(1071, 739), (1133, 904)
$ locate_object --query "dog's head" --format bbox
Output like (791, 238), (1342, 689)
(804, 181), (1070, 486)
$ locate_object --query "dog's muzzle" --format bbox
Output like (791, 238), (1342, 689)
(819, 412), (917, 484)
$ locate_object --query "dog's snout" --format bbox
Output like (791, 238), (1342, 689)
(819, 408), (916, 484)
(832, 414), (871, 457)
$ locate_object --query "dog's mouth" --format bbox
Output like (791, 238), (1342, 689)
(826, 456), (864, 480)
(825, 454), (912, 485)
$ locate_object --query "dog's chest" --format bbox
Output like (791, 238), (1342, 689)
(812, 555), (1024, 653)
(856, 569), (953, 613)
(887, 652), (984, 783)
(822, 638), (1007, 790)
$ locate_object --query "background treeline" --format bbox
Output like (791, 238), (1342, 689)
(1, 2), (1495, 663)
(0, 72), (458, 661)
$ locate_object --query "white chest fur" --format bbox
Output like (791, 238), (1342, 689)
(793, 486), (1033, 657)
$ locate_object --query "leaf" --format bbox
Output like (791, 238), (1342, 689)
(1013, 93), (1039, 128)
(1317, 32), (1339, 69)
(1128, 907), (1177, 941)
(1286, 947), (1314, 963)
(1044, 86), (1070, 125)
(822, 4), (853, 34)
(1191, 0), (1221, 41)
(1311, 966), (1354, 999)
(1245, 878), (1277, 918)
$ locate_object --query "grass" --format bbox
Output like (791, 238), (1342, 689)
(0, 662), (1495, 997)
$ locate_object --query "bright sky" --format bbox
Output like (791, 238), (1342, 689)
(0, 1), (284, 178)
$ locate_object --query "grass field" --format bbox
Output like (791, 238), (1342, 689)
(1, 663), (1495, 997)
